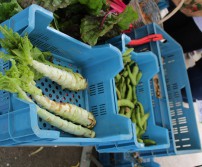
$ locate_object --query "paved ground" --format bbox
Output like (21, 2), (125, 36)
(0, 147), (83, 167)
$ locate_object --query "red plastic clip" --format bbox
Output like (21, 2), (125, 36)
(127, 34), (163, 46)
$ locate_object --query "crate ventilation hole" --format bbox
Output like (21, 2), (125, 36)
(89, 82), (104, 96)
(91, 104), (106, 117)
(29, 34), (66, 57)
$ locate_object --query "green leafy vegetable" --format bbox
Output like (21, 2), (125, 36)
(117, 5), (138, 30)
(0, 72), (95, 137)
(0, 25), (87, 91)
(0, 0), (22, 23)
(0, 25), (96, 134)
(6, 59), (42, 96)
(17, 0), (79, 12)
(80, 5), (138, 46)
(80, 15), (119, 46)
(4, 58), (96, 128)
(78, 0), (106, 15)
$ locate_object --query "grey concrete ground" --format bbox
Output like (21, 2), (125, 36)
(0, 147), (83, 167)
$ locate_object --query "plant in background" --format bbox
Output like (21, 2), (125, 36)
(0, 0), (138, 46)
(80, 3), (138, 45)
(0, 0), (22, 23)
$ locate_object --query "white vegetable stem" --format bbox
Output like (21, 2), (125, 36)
(32, 60), (87, 91)
(37, 106), (95, 138)
(18, 88), (95, 138)
(33, 95), (96, 128)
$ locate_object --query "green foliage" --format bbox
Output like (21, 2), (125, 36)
(78, 0), (106, 15)
(0, 0), (22, 23)
(117, 5), (138, 30)
(80, 5), (138, 46)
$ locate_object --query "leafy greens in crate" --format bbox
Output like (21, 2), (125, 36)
(0, 25), (96, 138)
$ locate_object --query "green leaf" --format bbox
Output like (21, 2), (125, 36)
(5, 59), (42, 96)
(0, 72), (21, 94)
(80, 5), (138, 46)
(78, 0), (106, 15)
(117, 5), (139, 30)
(29, 66), (44, 81)
(5, 59), (20, 79)
(0, 72), (31, 101)
(18, 0), (79, 12)
(80, 14), (121, 46)
(0, 0), (22, 23)
(0, 25), (21, 52)
(30, 47), (73, 74)
(0, 52), (14, 61)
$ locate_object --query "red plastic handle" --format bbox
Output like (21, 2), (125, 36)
(128, 34), (163, 46)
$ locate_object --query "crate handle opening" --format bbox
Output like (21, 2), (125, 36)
(181, 87), (190, 109)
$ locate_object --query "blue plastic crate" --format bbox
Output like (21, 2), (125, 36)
(128, 23), (201, 156)
(99, 153), (160, 167)
(99, 153), (133, 167)
(96, 34), (170, 152)
(0, 5), (134, 146)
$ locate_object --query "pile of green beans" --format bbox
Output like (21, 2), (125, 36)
(115, 48), (156, 146)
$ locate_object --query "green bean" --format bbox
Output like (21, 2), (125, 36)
(118, 99), (135, 108)
(143, 121), (147, 131)
(115, 74), (121, 83)
(123, 71), (128, 77)
(126, 80), (132, 101)
(125, 107), (132, 118)
(131, 110), (136, 123)
(120, 76), (125, 85)
(133, 86), (137, 101)
(123, 56), (131, 64)
(132, 65), (139, 78)
(119, 107), (125, 114)
(137, 138), (143, 143)
(125, 61), (135, 67)
(116, 88), (121, 100)
(127, 78), (130, 85)
(133, 99), (137, 106)
(137, 102), (144, 117)
(127, 65), (136, 86)
(138, 129), (145, 138)
(119, 113), (127, 117)
(136, 71), (142, 85)
(119, 77), (125, 97)
(129, 61), (135, 67)
(143, 139), (156, 146)
(136, 125), (140, 136)
(123, 48), (134, 57)
(140, 113), (150, 128)
(135, 106), (142, 130)
(121, 83), (126, 99)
